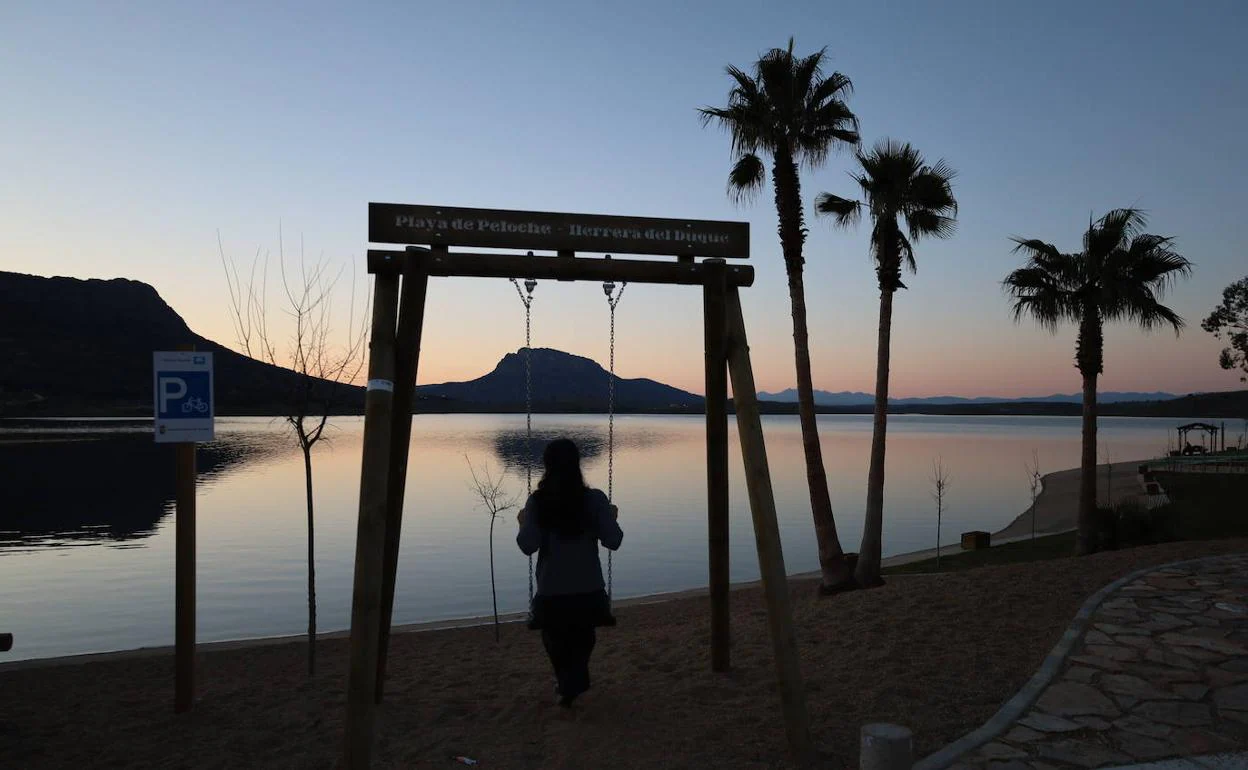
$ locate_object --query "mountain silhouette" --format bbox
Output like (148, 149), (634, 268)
(2, 271), (1240, 418)
(417, 348), (703, 412)
(756, 388), (1178, 406)
(0, 271), (364, 416)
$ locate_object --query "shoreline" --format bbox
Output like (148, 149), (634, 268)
(7, 540), (1247, 769)
(1, 459), (1138, 671)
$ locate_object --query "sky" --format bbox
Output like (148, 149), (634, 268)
(2, 0), (1246, 398)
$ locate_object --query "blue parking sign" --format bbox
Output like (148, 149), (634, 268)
(153, 351), (214, 443)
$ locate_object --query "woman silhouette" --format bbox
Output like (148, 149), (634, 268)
(517, 438), (623, 707)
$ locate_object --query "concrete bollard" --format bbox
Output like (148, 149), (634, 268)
(861, 723), (913, 770)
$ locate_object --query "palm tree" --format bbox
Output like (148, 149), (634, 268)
(700, 39), (860, 591)
(1004, 209), (1192, 555)
(815, 140), (958, 587)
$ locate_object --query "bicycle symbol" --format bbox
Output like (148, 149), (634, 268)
(181, 396), (209, 414)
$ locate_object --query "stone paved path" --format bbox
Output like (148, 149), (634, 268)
(954, 554), (1248, 769)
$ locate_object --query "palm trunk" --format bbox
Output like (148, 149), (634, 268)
(1077, 371), (1098, 555)
(303, 446), (317, 676)
(1075, 309), (1103, 556)
(772, 153), (850, 591)
(855, 287), (894, 588)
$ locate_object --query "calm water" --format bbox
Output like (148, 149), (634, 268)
(0, 413), (1226, 662)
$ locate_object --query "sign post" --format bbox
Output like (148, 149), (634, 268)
(153, 348), (214, 713)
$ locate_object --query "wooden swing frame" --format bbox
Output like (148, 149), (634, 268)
(343, 203), (813, 766)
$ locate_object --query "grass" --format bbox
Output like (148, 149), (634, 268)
(1152, 471), (1248, 540)
(883, 531), (1076, 575)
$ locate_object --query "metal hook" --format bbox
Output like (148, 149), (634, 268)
(524, 278), (537, 294)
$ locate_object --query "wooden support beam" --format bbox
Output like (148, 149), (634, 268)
(343, 271), (401, 769)
(703, 259), (730, 673)
(367, 249), (754, 287)
(375, 249), (431, 703)
(724, 287), (815, 764)
(174, 341), (197, 715)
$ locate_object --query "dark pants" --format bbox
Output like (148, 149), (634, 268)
(541, 624), (596, 701)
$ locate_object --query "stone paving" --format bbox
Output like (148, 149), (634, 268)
(954, 554), (1248, 770)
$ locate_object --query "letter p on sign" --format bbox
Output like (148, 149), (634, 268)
(159, 377), (188, 414)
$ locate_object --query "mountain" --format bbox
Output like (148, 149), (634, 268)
(0, 271), (364, 417)
(756, 388), (1178, 406)
(416, 348), (703, 412)
(2, 270), (1238, 418)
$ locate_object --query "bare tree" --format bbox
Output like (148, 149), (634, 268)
(219, 230), (369, 676)
(1026, 450), (1042, 543)
(466, 456), (518, 641)
(931, 459), (950, 569)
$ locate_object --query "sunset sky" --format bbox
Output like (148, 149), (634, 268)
(3, 1), (1245, 398)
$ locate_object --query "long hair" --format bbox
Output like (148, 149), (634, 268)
(534, 438), (591, 537)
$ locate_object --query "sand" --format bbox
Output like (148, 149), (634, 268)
(993, 459), (1149, 541)
(3, 538), (1247, 769)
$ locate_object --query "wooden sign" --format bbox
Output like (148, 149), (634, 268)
(369, 203), (749, 259)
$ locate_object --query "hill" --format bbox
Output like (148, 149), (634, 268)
(1, 271), (1241, 419)
(0, 271), (364, 417)
(416, 348), (703, 412)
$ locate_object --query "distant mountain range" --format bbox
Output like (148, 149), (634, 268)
(1, 271), (1244, 419)
(756, 389), (1179, 406)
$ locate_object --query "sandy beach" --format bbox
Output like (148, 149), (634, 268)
(3, 536), (1246, 769)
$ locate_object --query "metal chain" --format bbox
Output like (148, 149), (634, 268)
(603, 279), (626, 600)
(511, 277), (536, 603)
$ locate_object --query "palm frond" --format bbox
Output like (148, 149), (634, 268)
(1085, 208), (1146, 258)
(792, 47), (828, 111)
(1003, 266), (1078, 331)
(808, 70), (854, 108)
(898, 231), (916, 274)
(905, 210), (957, 240)
(1010, 237), (1066, 265)
(1123, 234), (1192, 293)
(813, 191), (861, 228)
(1122, 294), (1186, 334)
(727, 153), (766, 203)
(908, 164), (958, 215)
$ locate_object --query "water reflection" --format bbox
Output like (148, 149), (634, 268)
(0, 431), (285, 550)
(489, 422), (678, 477)
(491, 427), (606, 475)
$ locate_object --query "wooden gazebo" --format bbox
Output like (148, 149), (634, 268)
(1175, 422), (1223, 455)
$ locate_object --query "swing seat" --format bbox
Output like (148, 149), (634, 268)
(527, 591), (616, 630)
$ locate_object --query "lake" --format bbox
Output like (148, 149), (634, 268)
(0, 413), (1230, 662)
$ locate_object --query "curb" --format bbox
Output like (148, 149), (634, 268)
(913, 553), (1242, 770)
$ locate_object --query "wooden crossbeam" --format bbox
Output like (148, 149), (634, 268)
(367, 249), (754, 287)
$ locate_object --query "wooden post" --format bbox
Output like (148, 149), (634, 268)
(375, 249), (431, 702)
(703, 259), (730, 672)
(0, 633), (11, 652)
(343, 271), (401, 769)
(174, 341), (197, 714)
(724, 287), (815, 764)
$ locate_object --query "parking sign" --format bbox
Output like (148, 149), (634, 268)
(153, 351), (215, 443)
